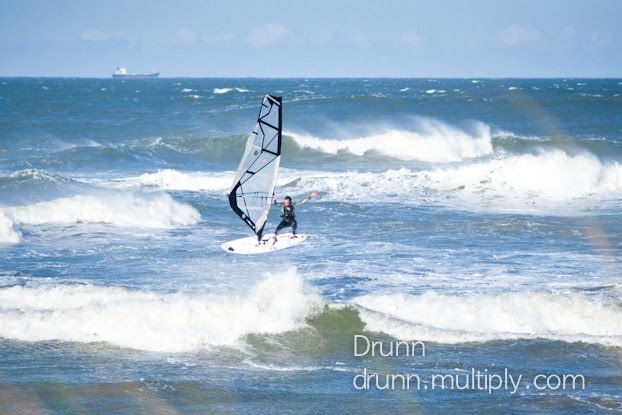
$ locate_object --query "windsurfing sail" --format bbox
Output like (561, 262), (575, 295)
(228, 94), (282, 239)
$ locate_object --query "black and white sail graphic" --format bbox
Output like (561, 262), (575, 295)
(228, 94), (282, 238)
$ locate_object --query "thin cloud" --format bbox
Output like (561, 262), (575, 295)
(78, 30), (130, 42)
(587, 32), (611, 47)
(248, 23), (289, 46)
(174, 28), (198, 45)
(202, 33), (236, 45)
(498, 25), (540, 46)
(560, 25), (577, 39)
(397, 31), (426, 47)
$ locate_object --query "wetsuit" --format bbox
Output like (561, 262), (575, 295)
(273, 196), (311, 235)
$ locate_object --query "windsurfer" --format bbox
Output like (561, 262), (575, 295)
(271, 192), (317, 239)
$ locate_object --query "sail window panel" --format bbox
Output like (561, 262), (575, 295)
(263, 130), (280, 154)
(261, 105), (279, 129)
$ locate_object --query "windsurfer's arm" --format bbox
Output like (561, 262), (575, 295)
(272, 193), (283, 207)
(294, 191), (318, 206)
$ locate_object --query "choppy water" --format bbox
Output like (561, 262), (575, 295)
(0, 78), (621, 414)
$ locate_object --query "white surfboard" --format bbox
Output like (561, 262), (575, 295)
(221, 233), (307, 254)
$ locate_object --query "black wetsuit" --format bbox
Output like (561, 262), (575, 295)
(273, 196), (310, 235)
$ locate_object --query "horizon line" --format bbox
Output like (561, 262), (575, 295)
(1, 75), (621, 80)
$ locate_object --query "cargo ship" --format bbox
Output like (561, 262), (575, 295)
(112, 67), (159, 78)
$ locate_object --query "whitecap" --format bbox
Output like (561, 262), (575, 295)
(0, 210), (21, 245)
(7, 192), (200, 229)
(354, 291), (622, 346)
(0, 268), (322, 352)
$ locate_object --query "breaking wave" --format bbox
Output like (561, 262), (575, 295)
(6, 191), (200, 229)
(213, 87), (250, 94)
(78, 148), (622, 215)
(286, 150), (622, 214)
(0, 210), (21, 245)
(0, 270), (618, 351)
(354, 291), (622, 347)
(92, 169), (301, 193)
(288, 119), (494, 162)
(100, 169), (233, 192)
(0, 269), (322, 352)
(6, 169), (70, 183)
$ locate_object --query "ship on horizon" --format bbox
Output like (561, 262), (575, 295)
(112, 67), (159, 79)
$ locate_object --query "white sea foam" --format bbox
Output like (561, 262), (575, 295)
(0, 268), (322, 352)
(418, 150), (622, 204)
(90, 169), (300, 193)
(287, 150), (622, 213)
(425, 89), (446, 94)
(244, 361), (327, 372)
(113, 169), (232, 192)
(83, 150), (622, 214)
(213, 87), (249, 94)
(354, 291), (622, 346)
(7, 192), (200, 229)
(0, 210), (21, 245)
(8, 168), (68, 183)
(181, 88), (194, 92)
(288, 120), (494, 162)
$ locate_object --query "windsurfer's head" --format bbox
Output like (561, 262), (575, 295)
(284, 196), (292, 206)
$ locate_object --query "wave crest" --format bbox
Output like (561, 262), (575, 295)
(355, 291), (622, 346)
(288, 150), (622, 214)
(0, 210), (21, 245)
(288, 119), (494, 162)
(213, 87), (250, 94)
(7, 192), (200, 229)
(105, 169), (232, 192)
(91, 169), (300, 193)
(0, 268), (322, 352)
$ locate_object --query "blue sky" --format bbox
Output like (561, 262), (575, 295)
(1, 0), (620, 77)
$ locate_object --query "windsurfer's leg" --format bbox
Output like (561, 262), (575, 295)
(291, 219), (298, 235)
(275, 221), (288, 235)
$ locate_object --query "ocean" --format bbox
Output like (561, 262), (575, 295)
(0, 78), (620, 414)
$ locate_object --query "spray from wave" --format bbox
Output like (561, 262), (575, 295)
(288, 119), (494, 162)
(0, 210), (21, 245)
